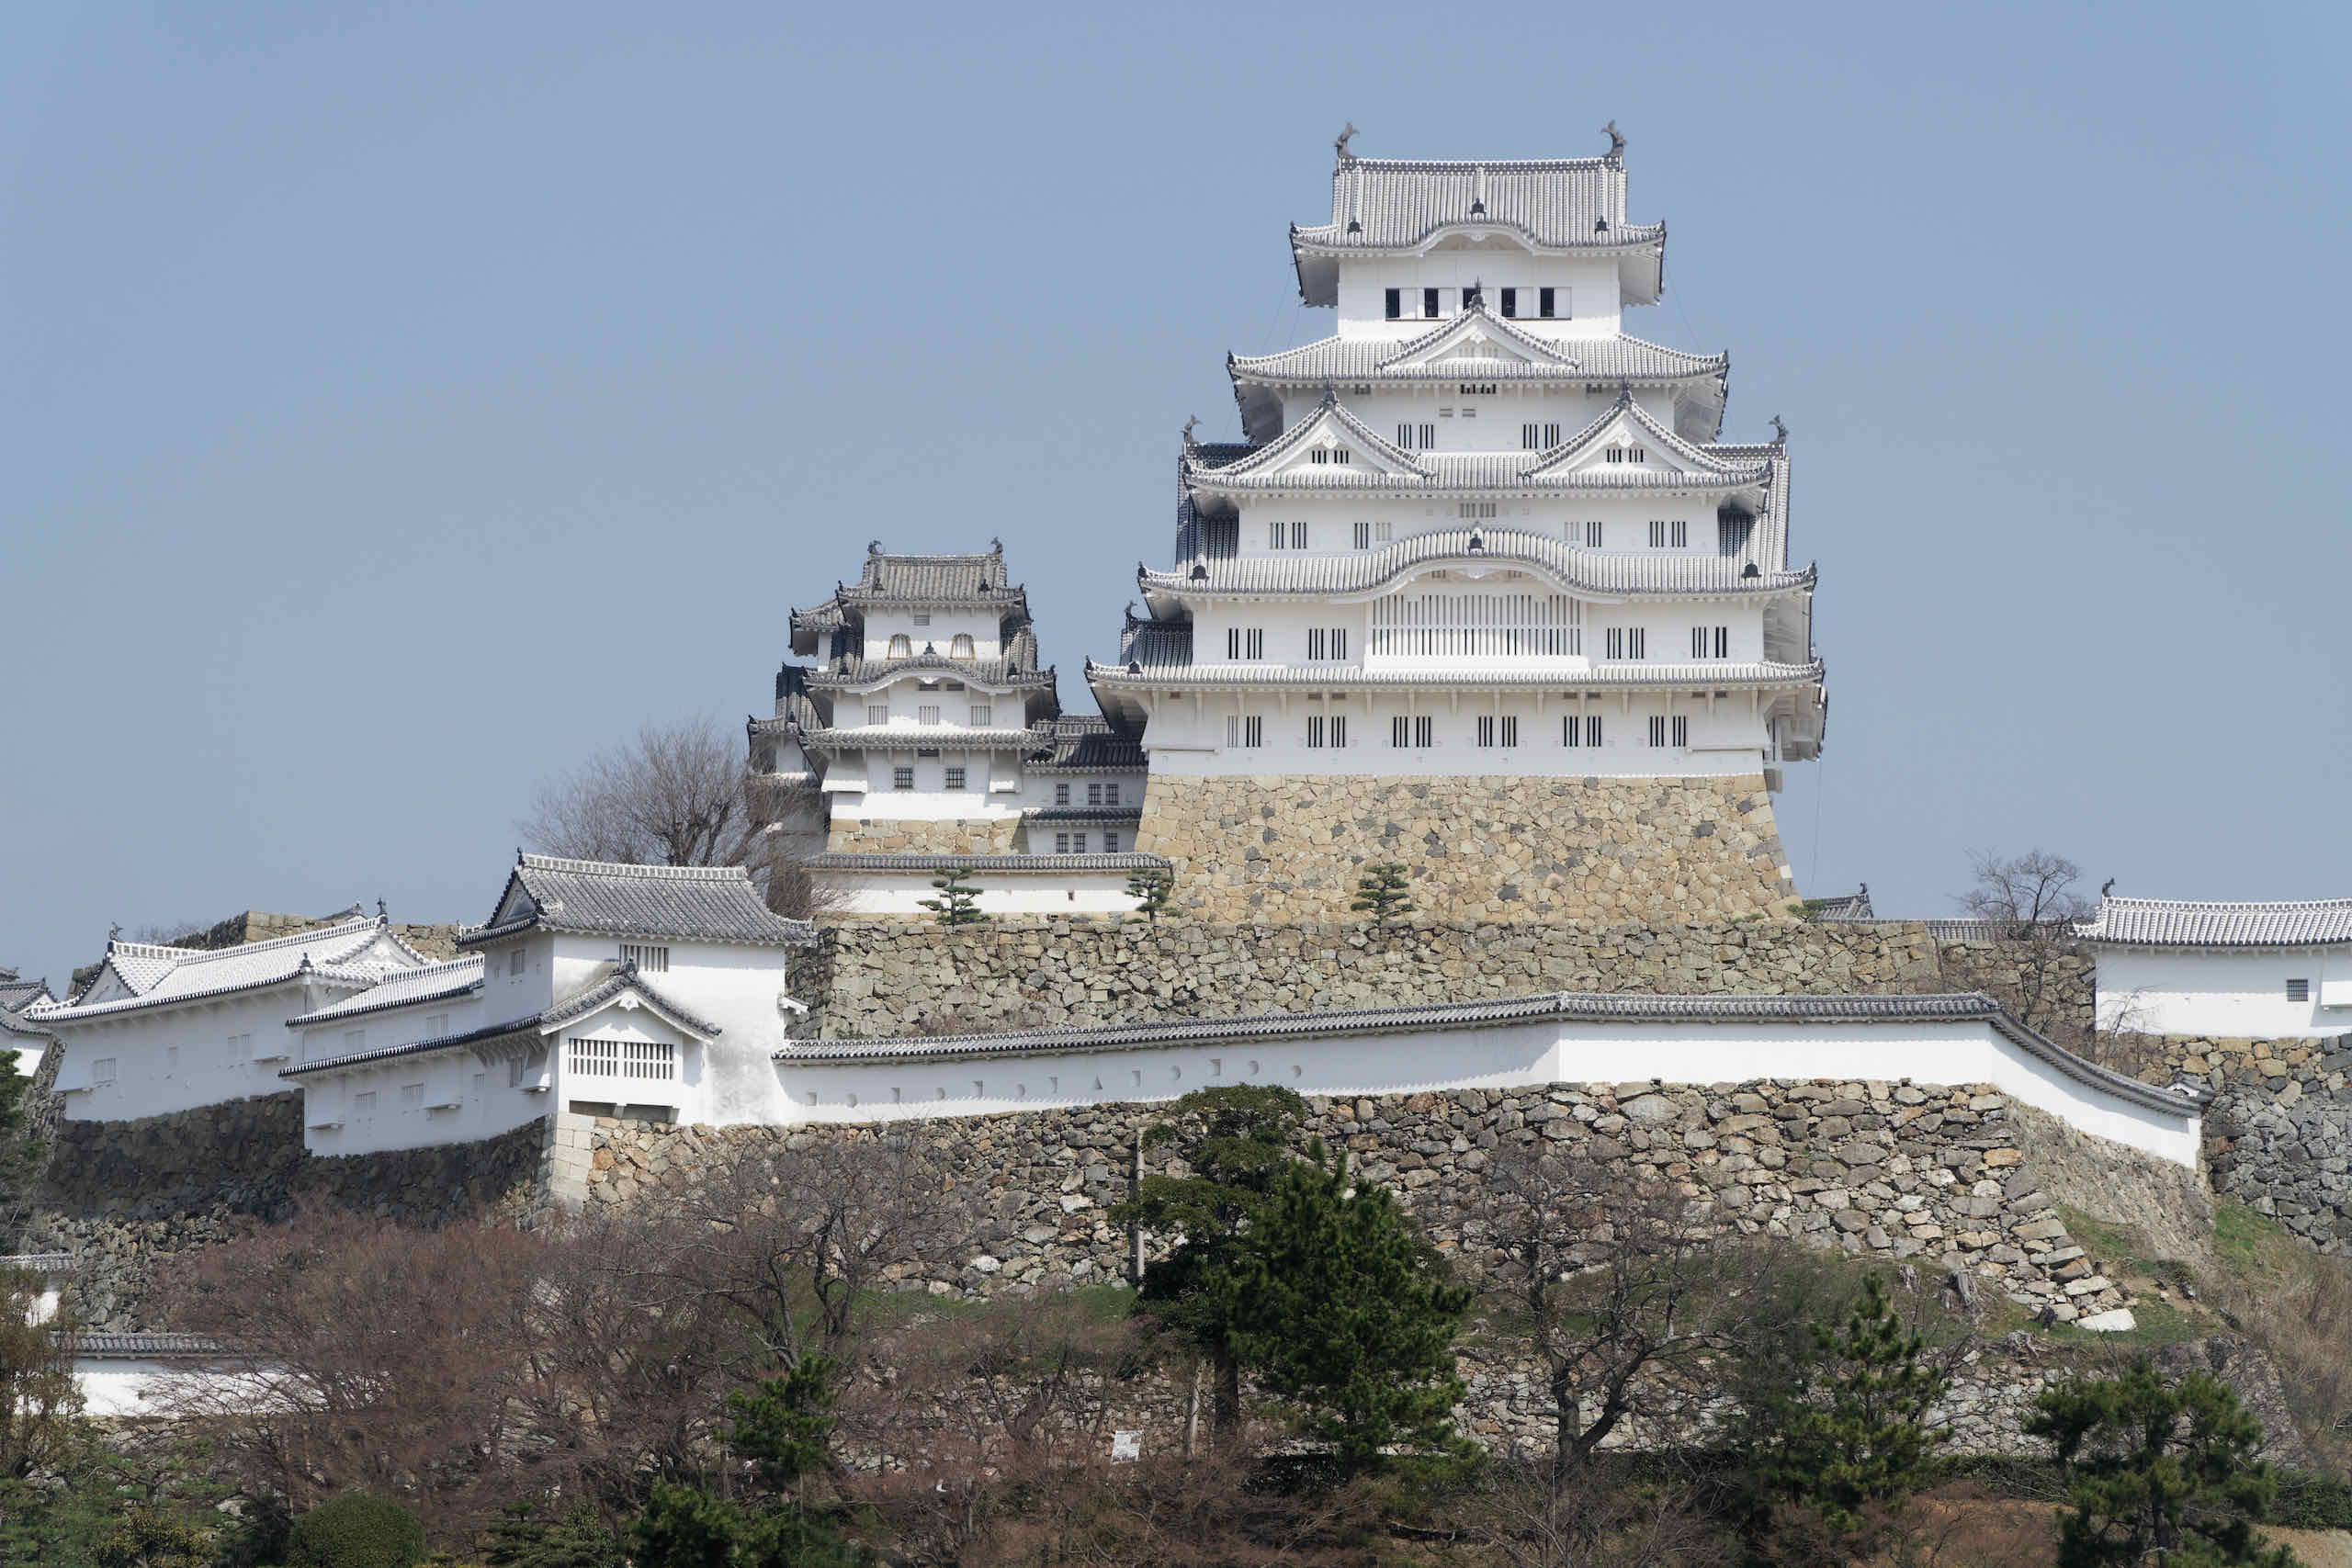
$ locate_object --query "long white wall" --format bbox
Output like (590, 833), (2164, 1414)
(774, 1014), (2204, 1168)
(53, 979), (369, 1122)
(1334, 256), (1625, 337)
(2095, 946), (2352, 1039)
(815, 868), (1149, 919)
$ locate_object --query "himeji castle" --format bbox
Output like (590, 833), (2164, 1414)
(1082, 128), (1827, 922)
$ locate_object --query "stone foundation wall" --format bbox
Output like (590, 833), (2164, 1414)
(1133, 773), (1796, 923)
(787, 918), (2101, 1043)
(826, 816), (1018, 854)
(24, 1101), (546, 1328)
(582, 1078), (2141, 1324)
(2086, 1032), (2352, 1254)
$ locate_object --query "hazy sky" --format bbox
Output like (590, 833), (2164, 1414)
(6, 2), (2348, 988)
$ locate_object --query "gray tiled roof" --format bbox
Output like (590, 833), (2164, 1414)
(844, 547), (1021, 603)
(286, 957), (485, 1028)
(282, 963), (724, 1077)
(62, 1333), (226, 1359)
(775, 988), (2203, 1115)
(459, 856), (815, 950)
(1298, 157), (1652, 252)
(30, 917), (424, 1024)
(1139, 527), (1810, 601)
(2075, 896), (2352, 949)
(799, 724), (1046, 753)
(1021, 806), (1145, 824)
(0, 1253), (75, 1274)
(0, 977), (51, 1013)
(1811, 886), (1874, 921)
(1119, 615), (1194, 669)
(1027, 715), (1148, 772)
(801, 852), (1169, 874)
(803, 653), (1053, 693)
(1231, 323), (1724, 386)
(1186, 389), (1770, 495)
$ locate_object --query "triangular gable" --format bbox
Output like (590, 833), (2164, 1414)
(546, 975), (720, 1043)
(73, 964), (136, 1008)
(1374, 307), (1582, 375)
(1520, 389), (1762, 483)
(1191, 395), (1429, 483)
(481, 868), (540, 933)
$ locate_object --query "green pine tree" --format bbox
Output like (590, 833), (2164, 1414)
(633, 1357), (860, 1568)
(1111, 1086), (1306, 1437)
(1350, 863), (1415, 931)
(1219, 1142), (1473, 1472)
(916, 867), (989, 925)
(632, 1481), (741, 1568)
(1748, 1274), (1951, 1534)
(1125, 865), (1173, 922)
(479, 1502), (628, 1568)
(2027, 1359), (2300, 1568)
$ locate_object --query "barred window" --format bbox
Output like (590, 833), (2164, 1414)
(944, 766), (967, 791)
(968, 705), (992, 727)
(918, 704), (941, 725)
(619, 943), (670, 973)
(865, 704), (888, 726)
(1055, 832), (1087, 853)
(400, 1083), (424, 1111)
(570, 1037), (676, 1081)
(1583, 520), (1603, 547)
(888, 634), (912, 658)
(1691, 626), (1730, 660)
(1647, 519), (1689, 548)
(1604, 627), (1647, 660)
(1564, 714), (1602, 747)
(949, 634), (975, 659)
(1390, 715), (1434, 748)
(1225, 715), (1263, 748)
(1226, 627), (1265, 660)
(1305, 714), (1349, 749)
(1646, 715), (1690, 748)
(2287, 978), (2311, 1002)
(1306, 627), (1350, 660)
(1055, 783), (1071, 806)
(1459, 502), (1497, 519)
(892, 766), (914, 790)
(1102, 831), (1122, 852)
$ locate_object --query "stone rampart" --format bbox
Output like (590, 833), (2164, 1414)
(581, 1077), (2138, 1323)
(2087, 1032), (2352, 1254)
(1132, 773), (1795, 923)
(825, 817), (1018, 854)
(25, 1100), (546, 1328)
(788, 917), (2095, 1043)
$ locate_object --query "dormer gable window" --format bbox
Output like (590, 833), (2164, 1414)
(949, 634), (975, 659)
(888, 634), (913, 658)
(1306, 446), (1351, 466)
(1603, 445), (1646, 465)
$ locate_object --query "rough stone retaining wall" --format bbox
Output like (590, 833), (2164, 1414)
(1133, 773), (1796, 923)
(2090, 1032), (2352, 1255)
(826, 817), (1019, 854)
(581, 1078), (2136, 1323)
(788, 918), (2094, 1043)
(25, 1099), (545, 1328)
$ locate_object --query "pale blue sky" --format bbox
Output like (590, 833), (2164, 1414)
(6, 2), (2348, 987)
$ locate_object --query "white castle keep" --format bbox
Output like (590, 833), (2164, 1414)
(761, 133), (1826, 922)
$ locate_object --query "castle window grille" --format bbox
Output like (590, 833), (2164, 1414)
(1055, 784), (1071, 806)
(968, 705), (992, 727)
(1087, 782), (1104, 807)
(1225, 715), (1263, 749)
(1369, 591), (1581, 659)
(1102, 831), (1121, 852)
(944, 766), (967, 791)
(401, 1084), (424, 1111)
(1603, 627), (1646, 660)
(1227, 627), (1265, 660)
(2288, 978), (2311, 1002)
(1647, 519), (1688, 548)
(949, 634), (975, 659)
(1391, 715), (1435, 748)
(866, 705), (888, 726)
(570, 1037), (676, 1081)
(619, 943), (670, 973)
(892, 767), (914, 790)
(1475, 716), (1518, 747)
(912, 613), (931, 626)
(918, 705), (941, 725)
(888, 635), (912, 658)
(1584, 520), (1603, 547)
(1691, 626), (1729, 660)
(1459, 502), (1497, 520)
(1646, 715), (1689, 748)
(1564, 714), (1601, 747)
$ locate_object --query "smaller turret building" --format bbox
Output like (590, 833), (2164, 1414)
(755, 544), (1160, 914)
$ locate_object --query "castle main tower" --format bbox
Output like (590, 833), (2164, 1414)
(1088, 129), (1826, 923)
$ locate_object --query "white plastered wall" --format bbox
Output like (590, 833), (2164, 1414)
(813, 868), (1148, 919)
(1334, 256), (1625, 338)
(52, 979), (372, 1123)
(775, 1015), (2203, 1168)
(2093, 946), (2352, 1039)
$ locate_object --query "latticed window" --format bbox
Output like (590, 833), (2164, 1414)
(1603, 627), (1647, 660)
(944, 766), (967, 791)
(1564, 714), (1602, 747)
(569, 1037), (676, 1081)
(950, 634), (975, 659)
(1371, 590), (1581, 659)
(619, 943), (670, 973)
(1391, 715), (1434, 748)
(888, 635), (912, 658)
(1225, 715), (1263, 748)
(968, 705), (992, 727)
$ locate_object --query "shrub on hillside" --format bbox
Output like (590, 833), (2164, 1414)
(285, 1495), (426, 1568)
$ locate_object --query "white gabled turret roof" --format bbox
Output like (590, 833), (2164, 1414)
(29, 916), (429, 1024)
(1231, 321), (1724, 388)
(1521, 388), (1762, 483)
(1186, 391), (1429, 485)
(460, 854), (816, 950)
(2075, 896), (2352, 950)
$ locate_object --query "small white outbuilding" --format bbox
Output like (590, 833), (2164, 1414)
(2076, 895), (2352, 1040)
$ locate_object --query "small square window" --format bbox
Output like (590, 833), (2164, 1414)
(944, 766), (967, 791)
(1102, 832), (1121, 852)
(2287, 978), (2311, 1002)
(508, 948), (526, 976)
(892, 766), (914, 790)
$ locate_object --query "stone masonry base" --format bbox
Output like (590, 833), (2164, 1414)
(826, 817), (1018, 854)
(1134, 773), (1797, 922)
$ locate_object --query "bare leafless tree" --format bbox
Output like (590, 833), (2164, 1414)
(625, 1131), (982, 1375)
(518, 715), (846, 919)
(1464, 1146), (1744, 1501)
(1951, 849), (2097, 1037)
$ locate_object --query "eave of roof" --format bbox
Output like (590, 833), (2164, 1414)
(797, 726), (1046, 753)
(2075, 896), (2352, 950)
(1086, 657), (1826, 693)
(1137, 528), (1811, 603)
(282, 965), (723, 1077)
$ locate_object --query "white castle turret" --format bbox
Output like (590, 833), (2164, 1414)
(1089, 130), (1826, 923)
